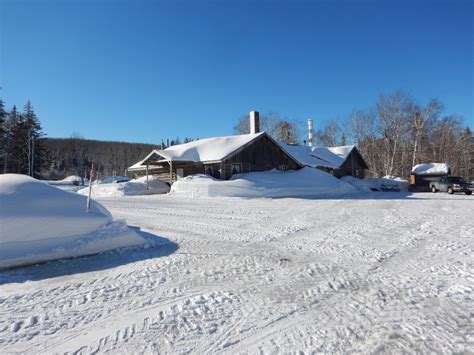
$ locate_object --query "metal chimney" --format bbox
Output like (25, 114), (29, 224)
(250, 111), (260, 134)
(307, 118), (314, 147)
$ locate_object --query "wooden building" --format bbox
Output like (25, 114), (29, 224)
(283, 144), (369, 178)
(409, 163), (451, 192)
(128, 130), (302, 185)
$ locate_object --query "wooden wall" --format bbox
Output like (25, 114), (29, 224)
(223, 135), (299, 173)
(336, 149), (368, 178)
(135, 135), (301, 183)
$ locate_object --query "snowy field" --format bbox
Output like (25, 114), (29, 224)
(0, 193), (472, 353)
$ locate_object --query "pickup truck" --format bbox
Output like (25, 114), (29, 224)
(430, 176), (473, 195)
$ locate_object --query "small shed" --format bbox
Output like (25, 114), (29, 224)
(410, 163), (451, 192)
(127, 132), (302, 185)
(283, 144), (369, 178)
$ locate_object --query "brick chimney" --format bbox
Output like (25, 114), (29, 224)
(250, 111), (260, 134)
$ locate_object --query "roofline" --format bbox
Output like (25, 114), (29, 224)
(128, 132), (303, 170)
(339, 145), (369, 170)
(218, 132), (302, 168)
(262, 133), (304, 168)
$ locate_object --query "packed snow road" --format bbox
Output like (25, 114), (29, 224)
(0, 193), (472, 353)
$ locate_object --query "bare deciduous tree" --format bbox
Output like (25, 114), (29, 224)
(343, 91), (472, 179)
(233, 112), (300, 144)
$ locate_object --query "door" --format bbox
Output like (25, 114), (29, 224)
(440, 177), (447, 191)
(176, 168), (184, 180)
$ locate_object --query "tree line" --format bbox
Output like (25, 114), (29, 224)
(344, 91), (472, 179)
(234, 91), (473, 179)
(0, 99), (162, 179)
(0, 100), (44, 177)
(41, 138), (157, 179)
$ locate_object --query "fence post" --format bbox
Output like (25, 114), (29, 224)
(87, 164), (94, 213)
(146, 163), (149, 190)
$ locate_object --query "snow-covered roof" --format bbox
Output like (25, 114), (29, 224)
(283, 144), (356, 169)
(129, 132), (297, 171)
(411, 163), (450, 175)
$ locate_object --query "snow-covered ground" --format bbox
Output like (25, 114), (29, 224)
(0, 193), (472, 353)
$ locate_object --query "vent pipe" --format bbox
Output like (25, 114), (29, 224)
(307, 118), (314, 147)
(250, 111), (260, 134)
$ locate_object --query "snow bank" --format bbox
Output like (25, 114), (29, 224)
(340, 176), (373, 192)
(61, 175), (85, 184)
(366, 176), (409, 192)
(99, 176), (131, 184)
(0, 174), (145, 268)
(411, 163), (450, 175)
(170, 167), (357, 198)
(43, 175), (89, 192)
(78, 175), (170, 198)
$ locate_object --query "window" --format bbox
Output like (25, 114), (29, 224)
(231, 163), (242, 174)
(279, 165), (288, 171)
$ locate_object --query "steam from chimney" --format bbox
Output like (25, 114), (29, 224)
(307, 118), (314, 147)
(250, 111), (260, 134)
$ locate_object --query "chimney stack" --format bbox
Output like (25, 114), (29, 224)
(307, 118), (314, 147)
(250, 111), (260, 134)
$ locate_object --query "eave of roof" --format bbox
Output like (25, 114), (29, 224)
(127, 132), (302, 171)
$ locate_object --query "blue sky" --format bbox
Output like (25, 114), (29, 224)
(1, 0), (472, 144)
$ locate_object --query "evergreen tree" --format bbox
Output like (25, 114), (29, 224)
(340, 133), (347, 146)
(4, 106), (23, 173)
(22, 101), (44, 176)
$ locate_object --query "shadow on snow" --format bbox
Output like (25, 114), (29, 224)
(0, 227), (178, 285)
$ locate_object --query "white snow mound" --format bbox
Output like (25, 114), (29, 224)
(0, 174), (145, 268)
(170, 167), (357, 198)
(411, 163), (450, 175)
(340, 176), (373, 192)
(61, 175), (84, 183)
(78, 175), (170, 198)
(366, 176), (409, 192)
(99, 176), (131, 184)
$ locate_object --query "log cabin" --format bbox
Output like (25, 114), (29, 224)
(128, 112), (302, 184)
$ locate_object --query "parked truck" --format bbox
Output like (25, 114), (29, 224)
(430, 176), (473, 195)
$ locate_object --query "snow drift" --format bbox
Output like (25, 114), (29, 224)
(43, 175), (89, 192)
(0, 174), (145, 268)
(99, 176), (131, 184)
(170, 167), (357, 198)
(78, 176), (170, 198)
(340, 176), (373, 192)
(365, 176), (409, 192)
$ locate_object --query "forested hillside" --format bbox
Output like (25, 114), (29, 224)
(41, 138), (157, 179)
